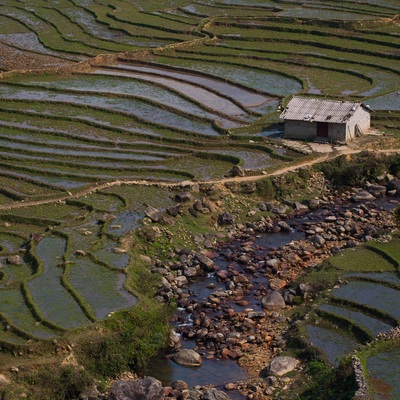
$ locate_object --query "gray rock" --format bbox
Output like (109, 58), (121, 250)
(248, 311), (266, 319)
(230, 165), (245, 177)
(294, 202), (309, 212)
(204, 388), (231, 400)
(298, 283), (310, 296)
(171, 380), (188, 390)
(311, 234), (325, 246)
(144, 206), (162, 222)
(6, 255), (21, 265)
(277, 221), (291, 232)
(367, 184), (386, 197)
(218, 212), (234, 226)
(261, 291), (286, 311)
(167, 329), (181, 351)
(387, 178), (400, 193)
(166, 206), (180, 217)
(175, 276), (188, 287)
(308, 199), (320, 210)
(171, 349), (202, 367)
(268, 356), (297, 376)
(266, 258), (281, 271)
(175, 192), (194, 203)
(258, 203), (267, 211)
(272, 204), (290, 215)
(189, 207), (199, 218)
(184, 266), (198, 277)
(108, 377), (164, 400)
(352, 190), (376, 202)
(193, 200), (203, 212)
(196, 254), (216, 271)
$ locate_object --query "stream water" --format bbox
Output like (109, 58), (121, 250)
(146, 228), (305, 394)
(145, 197), (398, 393)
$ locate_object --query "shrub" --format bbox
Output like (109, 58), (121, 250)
(21, 365), (94, 400)
(299, 359), (355, 399)
(80, 301), (173, 378)
(316, 152), (398, 188)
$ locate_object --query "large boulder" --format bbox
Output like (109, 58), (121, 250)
(352, 190), (376, 203)
(386, 178), (400, 193)
(196, 254), (216, 271)
(261, 291), (286, 311)
(267, 356), (297, 376)
(144, 206), (162, 222)
(108, 377), (164, 400)
(230, 165), (245, 177)
(366, 184), (386, 197)
(171, 349), (202, 367)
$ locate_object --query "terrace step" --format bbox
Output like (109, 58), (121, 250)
(280, 139), (313, 155)
(306, 324), (359, 365)
(318, 303), (393, 338)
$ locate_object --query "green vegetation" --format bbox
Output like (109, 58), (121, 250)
(315, 152), (400, 188)
(284, 234), (400, 399)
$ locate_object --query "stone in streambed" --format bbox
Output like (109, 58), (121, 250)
(204, 388), (231, 400)
(108, 377), (164, 400)
(352, 190), (376, 202)
(171, 349), (202, 367)
(261, 291), (286, 311)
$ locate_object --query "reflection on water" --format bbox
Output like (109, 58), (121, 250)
(146, 351), (248, 389)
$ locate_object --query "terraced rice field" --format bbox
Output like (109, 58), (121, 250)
(305, 240), (400, 396)
(0, 0), (399, 347)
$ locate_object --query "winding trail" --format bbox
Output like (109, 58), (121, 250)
(1, 146), (399, 212)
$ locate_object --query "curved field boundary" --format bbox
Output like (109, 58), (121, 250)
(330, 291), (400, 326)
(203, 42), (400, 77)
(88, 68), (255, 118)
(20, 282), (67, 333)
(211, 18), (400, 48)
(119, 56), (302, 98)
(316, 307), (376, 343)
(366, 241), (400, 271)
(174, 48), (375, 90)
(0, 80), (247, 126)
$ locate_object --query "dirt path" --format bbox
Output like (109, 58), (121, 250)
(0, 147), (393, 211)
(0, 147), (399, 212)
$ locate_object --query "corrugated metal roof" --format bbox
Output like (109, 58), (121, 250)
(280, 96), (369, 124)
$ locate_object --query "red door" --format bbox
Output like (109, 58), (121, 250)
(317, 122), (329, 137)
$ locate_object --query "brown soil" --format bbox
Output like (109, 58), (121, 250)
(0, 42), (74, 72)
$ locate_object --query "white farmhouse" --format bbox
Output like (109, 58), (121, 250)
(280, 96), (371, 142)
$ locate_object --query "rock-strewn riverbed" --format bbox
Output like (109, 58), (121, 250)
(131, 179), (399, 399)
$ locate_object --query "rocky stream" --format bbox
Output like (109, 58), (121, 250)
(78, 176), (400, 400)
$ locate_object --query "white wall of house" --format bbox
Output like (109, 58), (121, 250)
(283, 107), (370, 142)
(345, 107), (371, 140)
